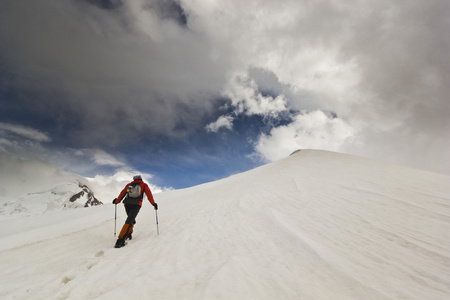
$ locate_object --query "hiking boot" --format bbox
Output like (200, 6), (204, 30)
(127, 234), (132, 240)
(114, 238), (126, 248)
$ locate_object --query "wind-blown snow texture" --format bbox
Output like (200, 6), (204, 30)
(1, 150), (449, 299)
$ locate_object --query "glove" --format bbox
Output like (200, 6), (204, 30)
(153, 203), (158, 210)
(112, 198), (117, 204)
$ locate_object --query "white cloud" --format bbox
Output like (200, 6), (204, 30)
(91, 149), (125, 167)
(0, 123), (51, 156)
(54, 149), (173, 193)
(223, 74), (288, 117)
(0, 122), (51, 143)
(205, 115), (234, 133)
(86, 169), (172, 198)
(255, 111), (357, 162)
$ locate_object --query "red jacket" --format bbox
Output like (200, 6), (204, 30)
(115, 179), (155, 207)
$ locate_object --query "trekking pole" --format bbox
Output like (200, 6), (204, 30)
(114, 203), (117, 237)
(155, 210), (159, 235)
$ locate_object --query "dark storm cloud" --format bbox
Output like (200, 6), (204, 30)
(146, 0), (188, 26)
(80, 0), (123, 10)
(80, 0), (188, 25)
(1, 0), (449, 179)
(0, 0), (224, 149)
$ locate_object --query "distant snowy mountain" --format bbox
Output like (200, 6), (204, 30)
(0, 151), (103, 216)
(1, 181), (102, 216)
(0, 150), (449, 299)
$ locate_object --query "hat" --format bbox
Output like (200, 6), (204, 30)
(133, 175), (142, 180)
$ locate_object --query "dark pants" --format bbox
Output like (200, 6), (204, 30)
(118, 204), (141, 240)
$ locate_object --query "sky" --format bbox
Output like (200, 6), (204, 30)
(1, 0), (449, 190)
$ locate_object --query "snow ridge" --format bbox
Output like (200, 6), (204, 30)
(0, 150), (449, 299)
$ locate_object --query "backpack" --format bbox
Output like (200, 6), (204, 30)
(127, 183), (141, 198)
(123, 183), (143, 205)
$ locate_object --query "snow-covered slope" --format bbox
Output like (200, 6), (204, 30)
(1, 150), (449, 299)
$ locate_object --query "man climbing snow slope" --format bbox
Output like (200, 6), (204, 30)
(112, 175), (158, 248)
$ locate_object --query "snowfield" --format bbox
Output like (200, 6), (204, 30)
(1, 150), (449, 299)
